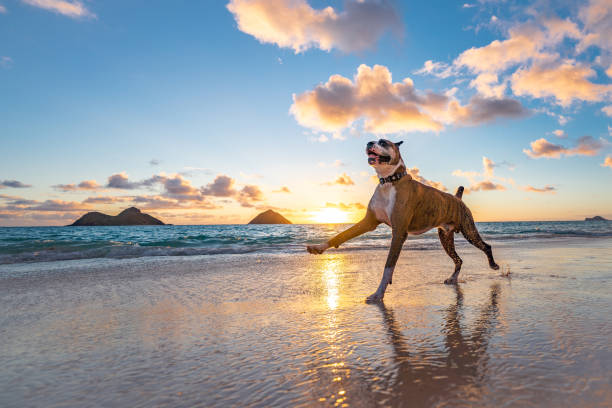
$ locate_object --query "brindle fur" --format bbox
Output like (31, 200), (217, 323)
(307, 139), (499, 301)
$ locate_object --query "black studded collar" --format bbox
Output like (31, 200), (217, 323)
(379, 170), (407, 185)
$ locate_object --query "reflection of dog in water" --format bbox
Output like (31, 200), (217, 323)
(377, 284), (500, 405)
(307, 139), (499, 302)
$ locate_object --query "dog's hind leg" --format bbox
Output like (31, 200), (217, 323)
(438, 228), (462, 284)
(366, 230), (407, 303)
(460, 214), (499, 270)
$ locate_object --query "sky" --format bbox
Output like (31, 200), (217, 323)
(0, 0), (611, 226)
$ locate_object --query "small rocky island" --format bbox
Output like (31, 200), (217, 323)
(584, 216), (608, 221)
(248, 209), (292, 224)
(69, 207), (165, 226)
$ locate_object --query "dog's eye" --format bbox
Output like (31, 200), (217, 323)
(378, 139), (387, 147)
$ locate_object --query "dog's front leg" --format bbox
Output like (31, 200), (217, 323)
(366, 230), (407, 303)
(306, 210), (379, 254)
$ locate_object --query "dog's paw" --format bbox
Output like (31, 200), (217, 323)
(490, 263), (500, 270)
(444, 277), (458, 285)
(365, 292), (384, 303)
(306, 243), (328, 255)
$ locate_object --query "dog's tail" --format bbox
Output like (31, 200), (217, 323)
(455, 186), (464, 199)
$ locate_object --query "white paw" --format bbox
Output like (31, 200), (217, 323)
(306, 243), (328, 255)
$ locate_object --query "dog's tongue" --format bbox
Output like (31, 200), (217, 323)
(368, 154), (378, 165)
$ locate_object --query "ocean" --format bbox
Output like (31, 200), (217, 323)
(1, 221), (611, 265)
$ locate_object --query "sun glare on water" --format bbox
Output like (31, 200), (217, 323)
(311, 208), (351, 224)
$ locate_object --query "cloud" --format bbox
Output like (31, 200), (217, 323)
(106, 173), (142, 189)
(511, 60), (612, 107)
(553, 129), (567, 138)
(273, 186), (291, 193)
(414, 60), (454, 78)
(159, 174), (203, 200)
(149, 159), (161, 166)
(483, 156), (495, 178)
(200, 175), (237, 197)
(469, 180), (506, 192)
(578, 0), (612, 56)
(0, 5), (6, 13)
(462, 3), (475, 8)
(523, 136), (606, 158)
(325, 202), (365, 210)
(0, 194), (38, 206)
(0, 180), (31, 188)
(602, 105), (612, 117)
(603, 156), (612, 168)
(522, 185), (557, 193)
(227, 0), (401, 53)
(324, 173), (354, 186)
(237, 185), (264, 207)
(454, 24), (551, 74)
(453, 156), (508, 193)
(457, 95), (528, 125)
(418, 9), (612, 112)
(21, 0), (95, 18)
(82, 196), (129, 204)
(131, 195), (218, 210)
(469, 72), (506, 98)
(291, 64), (527, 134)
(0, 199), (90, 212)
(53, 180), (101, 191)
(405, 167), (447, 191)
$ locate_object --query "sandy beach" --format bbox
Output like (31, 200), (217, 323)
(1, 237), (611, 407)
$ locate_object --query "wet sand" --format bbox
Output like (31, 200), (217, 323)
(1, 238), (611, 407)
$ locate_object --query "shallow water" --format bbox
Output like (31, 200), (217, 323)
(1, 221), (611, 264)
(1, 238), (611, 407)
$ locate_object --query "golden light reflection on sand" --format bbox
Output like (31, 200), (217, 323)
(318, 256), (351, 406)
(323, 258), (341, 310)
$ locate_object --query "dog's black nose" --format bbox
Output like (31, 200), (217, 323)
(367, 141), (375, 148)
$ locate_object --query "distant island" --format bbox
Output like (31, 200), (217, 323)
(69, 207), (165, 226)
(584, 216), (608, 221)
(248, 209), (292, 224)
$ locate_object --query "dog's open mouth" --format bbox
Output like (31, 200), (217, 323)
(367, 149), (390, 165)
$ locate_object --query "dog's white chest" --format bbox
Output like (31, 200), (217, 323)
(371, 184), (396, 226)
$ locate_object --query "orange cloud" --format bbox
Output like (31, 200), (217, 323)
(523, 136), (606, 158)
(603, 156), (612, 168)
(552, 129), (567, 138)
(291, 64), (527, 134)
(469, 180), (506, 192)
(227, 0), (401, 53)
(54, 180), (101, 191)
(511, 60), (612, 106)
(324, 173), (354, 186)
(273, 186), (291, 193)
(22, 0), (94, 18)
(522, 185), (557, 193)
(325, 202), (365, 210)
(578, 0), (612, 54)
(455, 25), (549, 74)
(453, 156), (508, 193)
(406, 167), (447, 191)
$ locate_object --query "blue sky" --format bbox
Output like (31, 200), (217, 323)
(0, 0), (611, 225)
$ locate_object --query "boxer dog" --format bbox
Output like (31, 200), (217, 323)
(306, 139), (499, 303)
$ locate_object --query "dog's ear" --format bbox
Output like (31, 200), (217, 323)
(395, 141), (404, 147)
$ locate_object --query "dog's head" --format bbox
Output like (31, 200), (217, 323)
(366, 139), (404, 168)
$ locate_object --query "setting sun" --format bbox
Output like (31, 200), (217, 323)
(311, 208), (351, 224)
